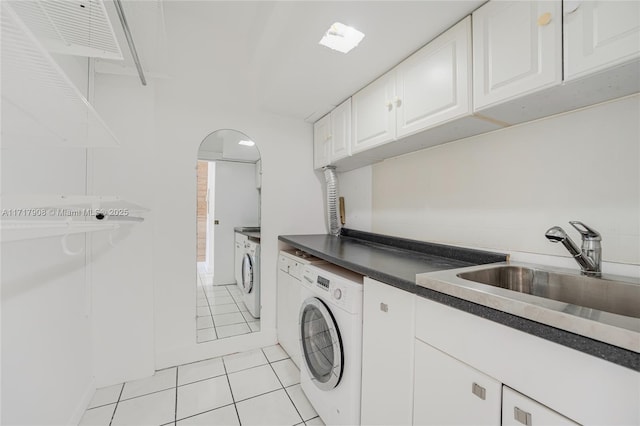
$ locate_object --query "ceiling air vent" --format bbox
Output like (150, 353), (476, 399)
(8, 0), (123, 60)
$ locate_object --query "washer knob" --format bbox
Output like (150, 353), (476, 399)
(333, 288), (342, 300)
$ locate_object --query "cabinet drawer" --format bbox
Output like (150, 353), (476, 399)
(502, 386), (579, 426)
(413, 339), (501, 426)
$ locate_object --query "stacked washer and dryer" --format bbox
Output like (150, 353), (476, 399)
(278, 249), (365, 426)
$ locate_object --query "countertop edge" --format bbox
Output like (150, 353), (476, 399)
(414, 284), (639, 371)
(278, 233), (640, 371)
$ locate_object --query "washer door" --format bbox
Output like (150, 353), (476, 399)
(299, 297), (343, 390)
(241, 253), (253, 294)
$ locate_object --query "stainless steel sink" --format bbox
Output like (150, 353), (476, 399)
(457, 266), (640, 319)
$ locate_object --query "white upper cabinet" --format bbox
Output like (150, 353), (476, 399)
(313, 99), (352, 169)
(330, 98), (352, 162)
(351, 72), (397, 153)
(564, 0), (640, 80)
(352, 17), (473, 154)
(313, 113), (331, 170)
(396, 16), (471, 138)
(473, 1), (562, 110)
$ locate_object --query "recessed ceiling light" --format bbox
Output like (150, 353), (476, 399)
(238, 140), (255, 147)
(319, 22), (365, 54)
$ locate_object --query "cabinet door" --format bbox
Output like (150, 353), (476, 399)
(313, 114), (331, 170)
(234, 233), (245, 285)
(396, 17), (471, 138)
(473, 0), (561, 110)
(413, 340), (501, 426)
(564, 0), (640, 80)
(351, 72), (396, 154)
(502, 386), (579, 426)
(330, 98), (351, 162)
(276, 267), (302, 367)
(361, 278), (414, 425)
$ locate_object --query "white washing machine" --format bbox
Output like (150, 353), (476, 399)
(299, 262), (364, 426)
(235, 232), (248, 289)
(242, 239), (260, 318)
(277, 250), (327, 367)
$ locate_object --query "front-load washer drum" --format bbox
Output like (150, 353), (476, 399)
(300, 297), (343, 391)
(241, 253), (253, 294)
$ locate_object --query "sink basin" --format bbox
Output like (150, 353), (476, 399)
(457, 266), (640, 319)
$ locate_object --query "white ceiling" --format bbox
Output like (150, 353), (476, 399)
(99, 0), (485, 122)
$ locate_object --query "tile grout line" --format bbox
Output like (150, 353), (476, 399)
(263, 349), (305, 425)
(174, 367), (179, 423)
(223, 284), (255, 337)
(203, 283), (219, 340)
(210, 284), (243, 337)
(174, 402), (237, 424)
(221, 356), (243, 425)
(107, 383), (124, 426)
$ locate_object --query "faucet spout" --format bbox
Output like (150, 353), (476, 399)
(545, 222), (601, 276)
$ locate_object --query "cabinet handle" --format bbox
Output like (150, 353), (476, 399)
(471, 383), (486, 400)
(514, 407), (532, 426)
(325, 134), (332, 141)
(393, 96), (402, 107)
(380, 302), (388, 312)
(537, 12), (552, 26)
(385, 100), (393, 111)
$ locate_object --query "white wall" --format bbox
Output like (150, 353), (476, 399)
(150, 85), (326, 368)
(91, 73), (156, 387)
(369, 95), (640, 267)
(1, 56), (95, 425)
(213, 161), (260, 284)
(338, 166), (373, 231)
(90, 73), (325, 372)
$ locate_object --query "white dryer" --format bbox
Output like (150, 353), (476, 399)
(299, 263), (364, 426)
(241, 239), (260, 318)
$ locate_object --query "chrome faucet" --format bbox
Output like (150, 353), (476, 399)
(545, 221), (602, 277)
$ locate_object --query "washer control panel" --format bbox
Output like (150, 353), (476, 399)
(302, 264), (363, 313)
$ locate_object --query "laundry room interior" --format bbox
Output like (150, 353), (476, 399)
(1, 1), (639, 426)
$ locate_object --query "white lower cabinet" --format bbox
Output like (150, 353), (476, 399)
(502, 386), (578, 426)
(234, 233), (247, 285)
(414, 296), (639, 425)
(413, 340), (501, 426)
(276, 253), (302, 367)
(413, 339), (581, 426)
(360, 278), (415, 425)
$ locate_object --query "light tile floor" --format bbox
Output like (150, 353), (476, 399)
(80, 345), (323, 426)
(196, 263), (260, 343)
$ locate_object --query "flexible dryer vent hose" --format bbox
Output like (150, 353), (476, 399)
(324, 166), (341, 236)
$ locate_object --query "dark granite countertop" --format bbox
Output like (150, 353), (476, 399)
(278, 228), (638, 371)
(235, 227), (260, 241)
(279, 228), (506, 293)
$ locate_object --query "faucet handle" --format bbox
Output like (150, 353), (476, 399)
(569, 221), (601, 240)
